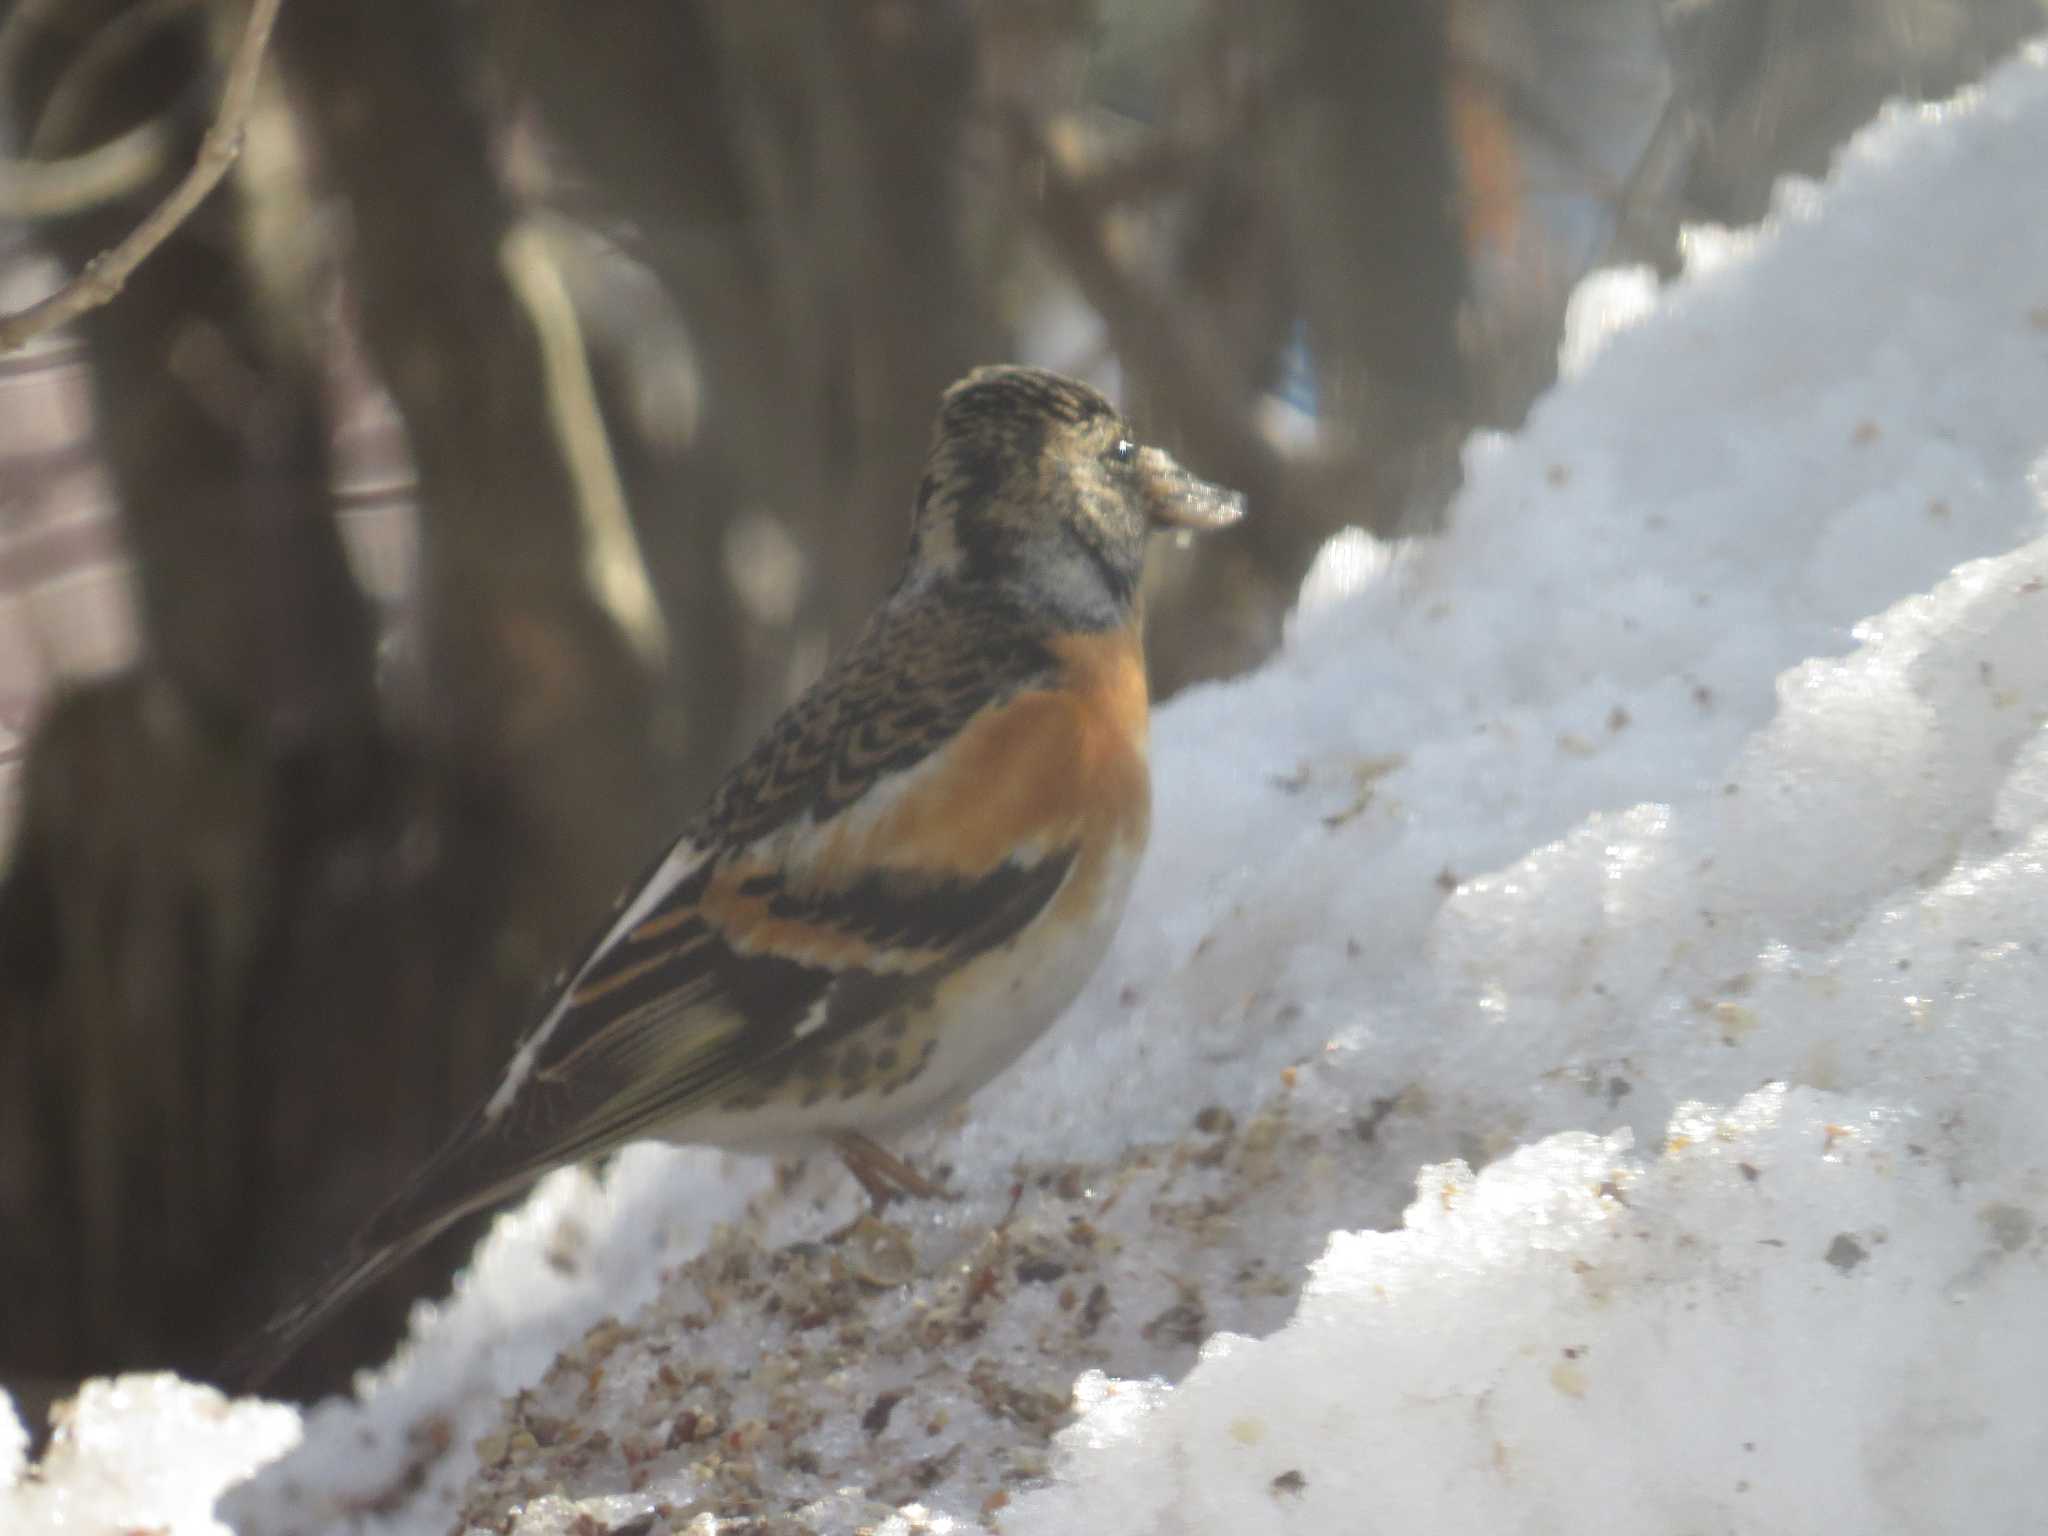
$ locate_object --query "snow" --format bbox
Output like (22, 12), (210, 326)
(0, 1377), (298, 1536)
(9, 36), (2048, 1536)
(1012, 1084), (2048, 1533)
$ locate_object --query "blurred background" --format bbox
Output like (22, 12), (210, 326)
(0, 0), (2038, 1408)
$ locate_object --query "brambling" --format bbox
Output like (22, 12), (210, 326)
(232, 365), (1243, 1388)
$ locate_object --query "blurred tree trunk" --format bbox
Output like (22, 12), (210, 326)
(1671, 0), (2045, 224)
(488, 0), (788, 799)
(706, 0), (1000, 643)
(1274, 0), (1469, 475)
(504, 0), (1004, 776)
(0, 0), (398, 1385)
(277, 0), (660, 924)
(0, 0), (664, 1401)
(1042, 0), (1469, 691)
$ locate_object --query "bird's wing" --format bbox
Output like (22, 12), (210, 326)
(480, 838), (1080, 1168)
(474, 598), (1078, 1159)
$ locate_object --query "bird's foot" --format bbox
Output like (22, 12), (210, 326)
(833, 1130), (957, 1211)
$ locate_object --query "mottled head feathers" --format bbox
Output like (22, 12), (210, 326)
(906, 365), (1244, 628)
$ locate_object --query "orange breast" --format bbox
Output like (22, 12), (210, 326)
(818, 623), (1152, 889)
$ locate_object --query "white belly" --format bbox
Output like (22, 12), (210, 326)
(676, 839), (1144, 1155)
(861, 838), (1143, 1138)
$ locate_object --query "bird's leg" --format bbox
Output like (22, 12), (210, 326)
(834, 1131), (955, 1209)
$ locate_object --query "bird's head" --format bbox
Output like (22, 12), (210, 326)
(905, 365), (1245, 627)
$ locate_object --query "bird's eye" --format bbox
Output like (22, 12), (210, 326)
(1107, 438), (1137, 465)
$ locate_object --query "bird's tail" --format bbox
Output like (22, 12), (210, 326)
(222, 1107), (558, 1395)
(221, 1236), (430, 1396)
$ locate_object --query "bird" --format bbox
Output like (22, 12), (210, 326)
(228, 364), (1244, 1391)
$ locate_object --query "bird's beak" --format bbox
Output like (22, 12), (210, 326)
(1135, 445), (1246, 532)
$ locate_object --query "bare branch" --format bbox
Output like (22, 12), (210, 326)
(0, 0), (284, 355)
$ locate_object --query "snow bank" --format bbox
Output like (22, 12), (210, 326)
(7, 36), (2048, 1536)
(1012, 1083), (2047, 1533)
(0, 1377), (297, 1536)
(995, 42), (2048, 1528)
